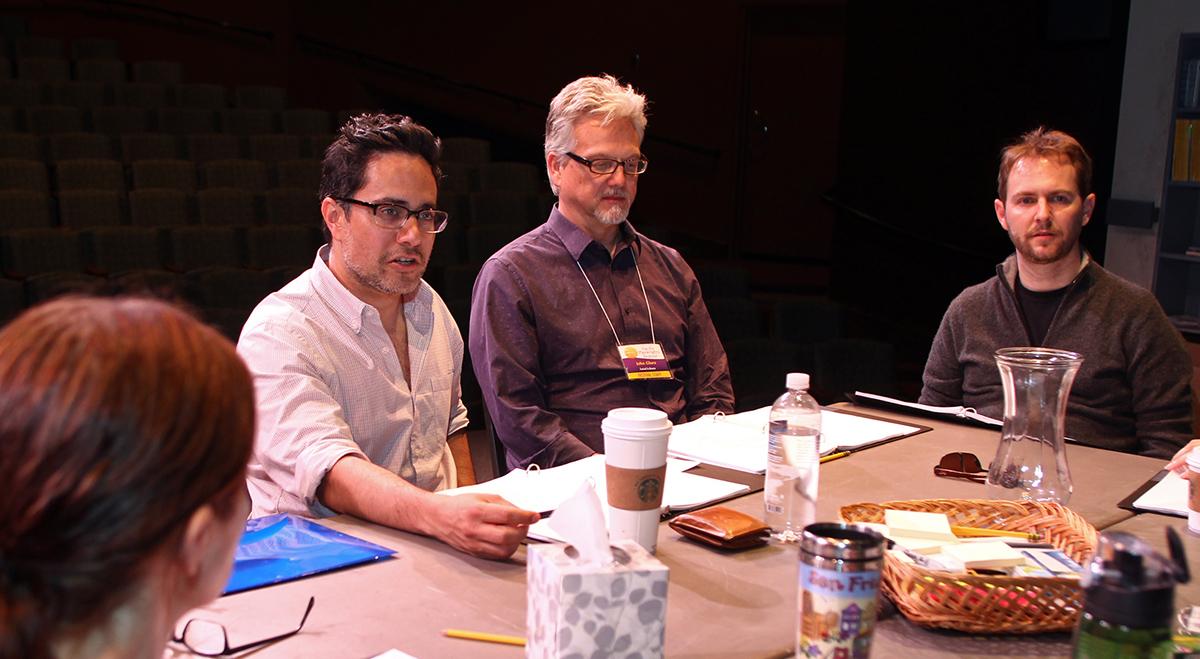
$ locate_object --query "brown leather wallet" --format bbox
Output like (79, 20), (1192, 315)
(669, 506), (771, 550)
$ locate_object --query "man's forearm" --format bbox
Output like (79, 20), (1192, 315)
(316, 454), (440, 536)
(448, 430), (476, 486)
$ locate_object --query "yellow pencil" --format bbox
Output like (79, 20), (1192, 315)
(820, 451), (851, 464)
(443, 629), (526, 646)
(951, 526), (1039, 541)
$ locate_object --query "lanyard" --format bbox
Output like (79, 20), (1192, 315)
(575, 247), (656, 347)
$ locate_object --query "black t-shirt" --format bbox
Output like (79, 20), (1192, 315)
(1014, 273), (1068, 346)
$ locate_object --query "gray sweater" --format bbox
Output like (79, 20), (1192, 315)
(920, 253), (1193, 458)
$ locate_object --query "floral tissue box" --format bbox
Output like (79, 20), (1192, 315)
(527, 539), (670, 659)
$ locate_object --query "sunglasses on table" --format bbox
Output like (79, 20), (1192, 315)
(934, 452), (988, 483)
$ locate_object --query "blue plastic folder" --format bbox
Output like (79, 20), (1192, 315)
(224, 514), (396, 595)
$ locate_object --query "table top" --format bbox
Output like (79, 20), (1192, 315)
(165, 405), (1175, 659)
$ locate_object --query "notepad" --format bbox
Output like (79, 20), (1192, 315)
(1130, 469), (1188, 517)
(940, 541), (1025, 570)
(667, 406), (927, 474)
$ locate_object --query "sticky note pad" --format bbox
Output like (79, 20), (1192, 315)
(941, 541), (1025, 569)
(884, 509), (957, 541)
(890, 535), (957, 555)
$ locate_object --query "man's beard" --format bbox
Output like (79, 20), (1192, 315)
(342, 241), (424, 296)
(1011, 224), (1082, 265)
(594, 187), (630, 226)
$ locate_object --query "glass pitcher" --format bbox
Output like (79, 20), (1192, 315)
(985, 347), (1083, 505)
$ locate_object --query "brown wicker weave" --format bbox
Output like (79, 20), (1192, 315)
(838, 499), (1098, 634)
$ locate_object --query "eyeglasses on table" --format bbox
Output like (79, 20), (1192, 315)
(172, 595), (314, 656)
(933, 451), (988, 483)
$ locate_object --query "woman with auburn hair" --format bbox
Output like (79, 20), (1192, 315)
(0, 297), (255, 659)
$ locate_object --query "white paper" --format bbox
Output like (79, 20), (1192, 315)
(441, 454), (750, 543)
(853, 391), (1002, 426)
(369, 651), (419, 659)
(667, 406), (925, 474)
(1131, 470), (1188, 517)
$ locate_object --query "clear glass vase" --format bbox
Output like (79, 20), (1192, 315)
(985, 347), (1083, 505)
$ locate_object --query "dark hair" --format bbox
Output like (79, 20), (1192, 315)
(318, 112), (443, 241)
(998, 127), (1093, 200)
(0, 297), (255, 659)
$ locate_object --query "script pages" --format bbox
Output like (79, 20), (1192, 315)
(441, 454), (751, 543)
(667, 406), (928, 474)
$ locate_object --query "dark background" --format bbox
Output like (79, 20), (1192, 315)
(6, 0), (1133, 394)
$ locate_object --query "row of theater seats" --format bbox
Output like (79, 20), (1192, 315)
(0, 104), (334, 135)
(1, 131), (331, 163)
(0, 188), (318, 231)
(0, 79), (293, 109)
(0, 266), (291, 341)
(0, 224), (319, 277)
(0, 157), (319, 193)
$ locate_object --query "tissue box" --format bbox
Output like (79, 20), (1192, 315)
(527, 539), (670, 659)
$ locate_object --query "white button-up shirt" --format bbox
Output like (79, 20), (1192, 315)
(238, 246), (468, 518)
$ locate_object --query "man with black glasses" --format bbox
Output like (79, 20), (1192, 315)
(470, 75), (734, 470)
(238, 113), (539, 560)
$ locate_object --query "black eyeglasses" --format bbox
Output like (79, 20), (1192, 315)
(336, 198), (449, 233)
(566, 152), (648, 176)
(934, 452), (988, 483)
(172, 596), (314, 656)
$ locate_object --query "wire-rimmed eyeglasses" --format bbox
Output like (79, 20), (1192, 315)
(566, 152), (648, 176)
(933, 452), (988, 483)
(336, 197), (450, 233)
(172, 596), (314, 656)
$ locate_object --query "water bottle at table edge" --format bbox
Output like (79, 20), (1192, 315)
(764, 372), (821, 543)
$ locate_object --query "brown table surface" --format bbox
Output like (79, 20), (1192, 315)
(164, 404), (1171, 659)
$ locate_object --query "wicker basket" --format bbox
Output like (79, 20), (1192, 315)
(838, 499), (1098, 634)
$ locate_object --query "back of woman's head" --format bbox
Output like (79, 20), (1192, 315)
(0, 297), (255, 659)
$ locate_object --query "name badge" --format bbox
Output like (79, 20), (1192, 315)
(619, 343), (672, 380)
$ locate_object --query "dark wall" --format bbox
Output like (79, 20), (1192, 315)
(832, 0), (1130, 359)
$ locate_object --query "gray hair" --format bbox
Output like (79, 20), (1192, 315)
(544, 75), (647, 194)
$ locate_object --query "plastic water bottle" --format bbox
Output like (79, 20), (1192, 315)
(764, 372), (822, 543)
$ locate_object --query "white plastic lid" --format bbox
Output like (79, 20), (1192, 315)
(786, 372), (810, 391)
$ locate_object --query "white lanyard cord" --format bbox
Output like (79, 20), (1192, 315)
(575, 248), (656, 347)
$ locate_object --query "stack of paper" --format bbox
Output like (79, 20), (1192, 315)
(667, 407), (926, 474)
(440, 455), (751, 543)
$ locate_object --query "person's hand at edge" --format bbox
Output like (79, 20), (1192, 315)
(1166, 439), (1200, 476)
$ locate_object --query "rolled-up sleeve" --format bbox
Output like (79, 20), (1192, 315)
(239, 321), (366, 518)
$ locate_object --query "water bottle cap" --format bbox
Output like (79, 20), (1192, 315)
(1081, 529), (1188, 628)
(786, 373), (809, 391)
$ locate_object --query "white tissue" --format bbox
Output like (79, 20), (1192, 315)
(546, 480), (613, 565)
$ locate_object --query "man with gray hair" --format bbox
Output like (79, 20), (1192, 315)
(470, 75), (734, 469)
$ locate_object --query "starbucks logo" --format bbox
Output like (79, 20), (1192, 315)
(636, 475), (661, 504)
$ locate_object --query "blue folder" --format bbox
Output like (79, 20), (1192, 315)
(224, 514), (396, 595)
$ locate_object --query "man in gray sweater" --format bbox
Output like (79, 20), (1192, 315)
(920, 127), (1193, 458)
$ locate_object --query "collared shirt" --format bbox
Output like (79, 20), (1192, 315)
(469, 207), (734, 469)
(238, 246), (469, 518)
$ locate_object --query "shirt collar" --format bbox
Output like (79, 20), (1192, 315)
(313, 244), (433, 333)
(547, 204), (640, 261)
